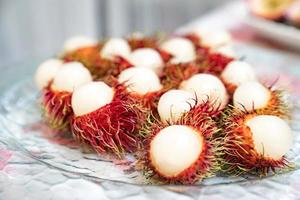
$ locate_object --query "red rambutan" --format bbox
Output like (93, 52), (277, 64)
(127, 34), (158, 50)
(41, 62), (92, 131)
(233, 81), (290, 119)
(220, 60), (257, 95)
(118, 67), (164, 112)
(71, 81), (144, 156)
(138, 102), (221, 184)
(221, 110), (293, 176)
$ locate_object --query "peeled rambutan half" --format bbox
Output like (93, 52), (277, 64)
(157, 89), (196, 123)
(221, 60), (257, 95)
(118, 67), (164, 112)
(221, 112), (293, 176)
(62, 36), (97, 54)
(159, 37), (196, 64)
(233, 81), (290, 119)
(34, 59), (63, 90)
(71, 81), (143, 156)
(63, 38), (133, 80)
(184, 28), (232, 52)
(41, 62), (92, 130)
(100, 37), (131, 60)
(127, 48), (164, 74)
(180, 73), (229, 110)
(139, 102), (221, 184)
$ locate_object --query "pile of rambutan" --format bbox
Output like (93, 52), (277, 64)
(34, 29), (294, 184)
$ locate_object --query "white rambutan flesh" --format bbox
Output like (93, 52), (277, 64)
(221, 60), (257, 86)
(158, 90), (196, 123)
(34, 59), (63, 90)
(150, 125), (203, 178)
(160, 37), (196, 64)
(233, 81), (270, 111)
(180, 73), (228, 110)
(246, 115), (293, 160)
(128, 48), (164, 74)
(63, 36), (97, 53)
(71, 82), (114, 117)
(51, 62), (92, 92)
(118, 67), (162, 95)
(213, 45), (236, 58)
(191, 28), (232, 48)
(100, 38), (131, 60)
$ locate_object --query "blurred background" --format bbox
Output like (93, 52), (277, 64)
(0, 0), (232, 65)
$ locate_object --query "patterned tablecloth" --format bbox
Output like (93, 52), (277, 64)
(1, 1), (300, 200)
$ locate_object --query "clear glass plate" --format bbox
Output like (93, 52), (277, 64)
(1, 44), (300, 199)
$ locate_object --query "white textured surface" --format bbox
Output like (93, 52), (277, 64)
(71, 82), (114, 116)
(246, 115), (293, 160)
(118, 67), (162, 95)
(150, 125), (203, 177)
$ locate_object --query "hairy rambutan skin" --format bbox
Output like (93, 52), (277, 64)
(160, 62), (201, 90)
(220, 108), (291, 177)
(71, 84), (146, 156)
(221, 79), (237, 96)
(41, 85), (73, 131)
(202, 53), (234, 76)
(184, 33), (201, 48)
(256, 89), (291, 119)
(63, 45), (132, 80)
(127, 37), (158, 50)
(138, 102), (222, 184)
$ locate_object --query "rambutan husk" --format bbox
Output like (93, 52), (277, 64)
(256, 88), (291, 119)
(160, 62), (201, 90)
(63, 45), (132, 80)
(137, 101), (222, 184)
(156, 48), (173, 63)
(127, 37), (158, 50)
(41, 84), (73, 131)
(220, 79), (237, 96)
(201, 53), (234, 76)
(128, 90), (165, 116)
(220, 107), (291, 177)
(184, 33), (200, 46)
(71, 84), (146, 156)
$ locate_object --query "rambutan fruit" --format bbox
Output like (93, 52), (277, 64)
(212, 45), (237, 59)
(62, 36), (97, 54)
(127, 33), (158, 50)
(221, 60), (257, 95)
(160, 37), (196, 64)
(157, 89), (196, 123)
(180, 73), (229, 110)
(127, 48), (164, 74)
(187, 28), (232, 50)
(221, 112), (293, 176)
(100, 37), (131, 60)
(202, 52), (235, 76)
(160, 62), (201, 90)
(34, 59), (63, 90)
(71, 81), (143, 156)
(233, 81), (290, 118)
(41, 62), (92, 130)
(118, 67), (164, 111)
(139, 102), (221, 184)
